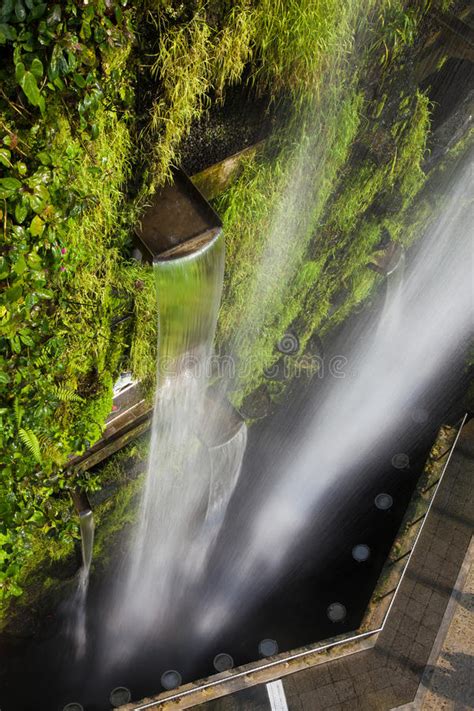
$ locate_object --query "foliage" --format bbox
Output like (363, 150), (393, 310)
(91, 437), (150, 567)
(143, 0), (366, 188)
(0, 0), (138, 604)
(216, 81), (431, 403)
(0, 0), (467, 618)
(117, 262), (158, 392)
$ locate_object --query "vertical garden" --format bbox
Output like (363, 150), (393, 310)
(0, 0), (471, 626)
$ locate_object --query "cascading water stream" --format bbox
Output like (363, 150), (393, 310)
(376, 248), (406, 338)
(102, 231), (244, 663)
(205, 424), (248, 542)
(68, 508), (94, 659)
(193, 155), (473, 642)
(99, 0), (402, 670)
(94, 0), (469, 680)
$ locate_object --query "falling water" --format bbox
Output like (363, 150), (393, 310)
(102, 230), (250, 662)
(68, 509), (94, 659)
(205, 424), (248, 541)
(193, 155), (473, 641)
(227, 0), (372, 371)
(377, 249), (406, 338)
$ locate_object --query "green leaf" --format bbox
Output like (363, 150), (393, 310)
(20, 71), (41, 108)
(14, 202), (28, 223)
(31, 57), (44, 79)
(9, 583), (23, 597)
(27, 252), (42, 270)
(36, 151), (50, 165)
(0, 177), (21, 191)
(19, 332), (34, 347)
(6, 284), (22, 303)
(51, 385), (84, 403)
(0, 23), (16, 44)
(27, 192), (45, 213)
(13, 398), (23, 427)
(0, 256), (8, 279)
(15, 61), (25, 83)
(11, 336), (21, 353)
(0, 148), (11, 167)
(46, 4), (61, 25)
(0, 0), (13, 20)
(19, 428), (42, 464)
(0, 177), (21, 198)
(35, 288), (53, 299)
(73, 73), (86, 88)
(13, 255), (26, 276)
(29, 214), (44, 236)
(14, 0), (25, 22)
(28, 510), (46, 525)
(31, 3), (46, 20)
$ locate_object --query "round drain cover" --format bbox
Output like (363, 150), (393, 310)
(391, 453), (410, 469)
(110, 687), (131, 707)
(258, 638), (279, 657)
(327, 602), (346, 622)
(63, 705), (84, 711)
(352, 544), (370, 562)
(375, 493), (393, 510)
(213, 653), (234, 672)
(161, 670), (182, 690)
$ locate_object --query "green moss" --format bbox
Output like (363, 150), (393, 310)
(0, 496), (76, 631)
(119, 263), (159, 394)
(144, 0), (372, 188)
(93, 475), (144, 569)
(0, 0), (468, 621)
(402, 125), (474, 246)
(214, 88), (364, 403)
(213, 85), (432, 406)
(89, 436), (151, 566)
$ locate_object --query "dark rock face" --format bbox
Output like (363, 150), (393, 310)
(240, 384), (275, 420)
(180, 85), (276, 175)
(423, 63), (474, 170)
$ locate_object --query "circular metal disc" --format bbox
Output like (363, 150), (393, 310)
(161, 670), (182, 690)
(213, 653), (234, 672)
(327, 602), (347, 622)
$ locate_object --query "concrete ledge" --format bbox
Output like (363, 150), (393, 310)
(119, 630), (378, 710)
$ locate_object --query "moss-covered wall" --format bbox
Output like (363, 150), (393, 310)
(1, 0), (472, 622)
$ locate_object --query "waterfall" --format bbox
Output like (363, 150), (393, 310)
(377, 248), (406, 338)
(68, 508), (94, 659)
(103, 230), (237, 663)
(192, 155), (474, 642)
(205, 423), (248, 541)
(79, 509), (95, 574)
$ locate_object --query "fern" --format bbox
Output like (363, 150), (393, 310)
(13, 397), (24, 428)
(19, 428), (42, 465)
(33, 353), (49, 369)
(51, 385), (84, 403)
(38, 433), (65, 466)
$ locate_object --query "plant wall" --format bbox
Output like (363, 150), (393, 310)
(0, 0), (466, 616)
